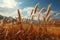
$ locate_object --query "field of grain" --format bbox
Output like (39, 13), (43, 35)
(0, 3), (60, 40)
(0, 22), (60, 40)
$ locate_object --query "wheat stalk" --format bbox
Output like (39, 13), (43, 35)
(38, 15), (40, 23)
(45, 4), (51, 17)
(44, 4), (51, 22)
(34, 3), (39, 14)
(17, 9), (23, 31)
(31, 15), (34, 22)
(26, 16), (34, 35)
(17, 9), (22, 23)
(26, 8), (35, 35)
(39, 8), (45, 14)
(27, 14), (34, 34)
(38, 8), (45, 22)
(5, 29), (8, 37)
(15, 30), (21, 35)
(46, 13), (51, 22)
(31, 9), (34, 16)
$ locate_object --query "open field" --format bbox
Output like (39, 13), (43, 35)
(0, 22), (60, 40)
(0, 3), (60, 40)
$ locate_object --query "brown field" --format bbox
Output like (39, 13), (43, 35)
(0, 3), (60, 40)
(0, 22), (60, 40)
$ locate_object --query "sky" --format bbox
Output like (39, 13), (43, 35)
(0, 0), (60, 19)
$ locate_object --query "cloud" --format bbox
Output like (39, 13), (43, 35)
(20, 7), (34, 18)
(0, 0), (22, 8)
(0, 0), (23, 18)
(0, 9), (18, 17)
(22, 7), (33, 14)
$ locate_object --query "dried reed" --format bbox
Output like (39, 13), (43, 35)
(17, 9), (23, 32)
(31, 15), (34, 22)
(38, 14), (40, 22)
(38, 8), (45, 22)
(44, 4), (51, 22)
(17, 9), (22, 23)
(45, 4), (51, 17)
(31, 9), (34, 16)
(46, 13), (51, 21)
(34, 3), (39, 14)
(39, 8), (45, 14)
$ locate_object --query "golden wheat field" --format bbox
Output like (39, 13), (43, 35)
(0, 3), (60, 40)
(0, 21), (60, 40)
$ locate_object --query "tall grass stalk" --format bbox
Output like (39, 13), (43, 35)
(34, 3), (39, 14)
(17, 9), (22, 23)
(44, 4), (51, 22)
(38, 8), (45, 23)
(17, 9), (22, 31)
